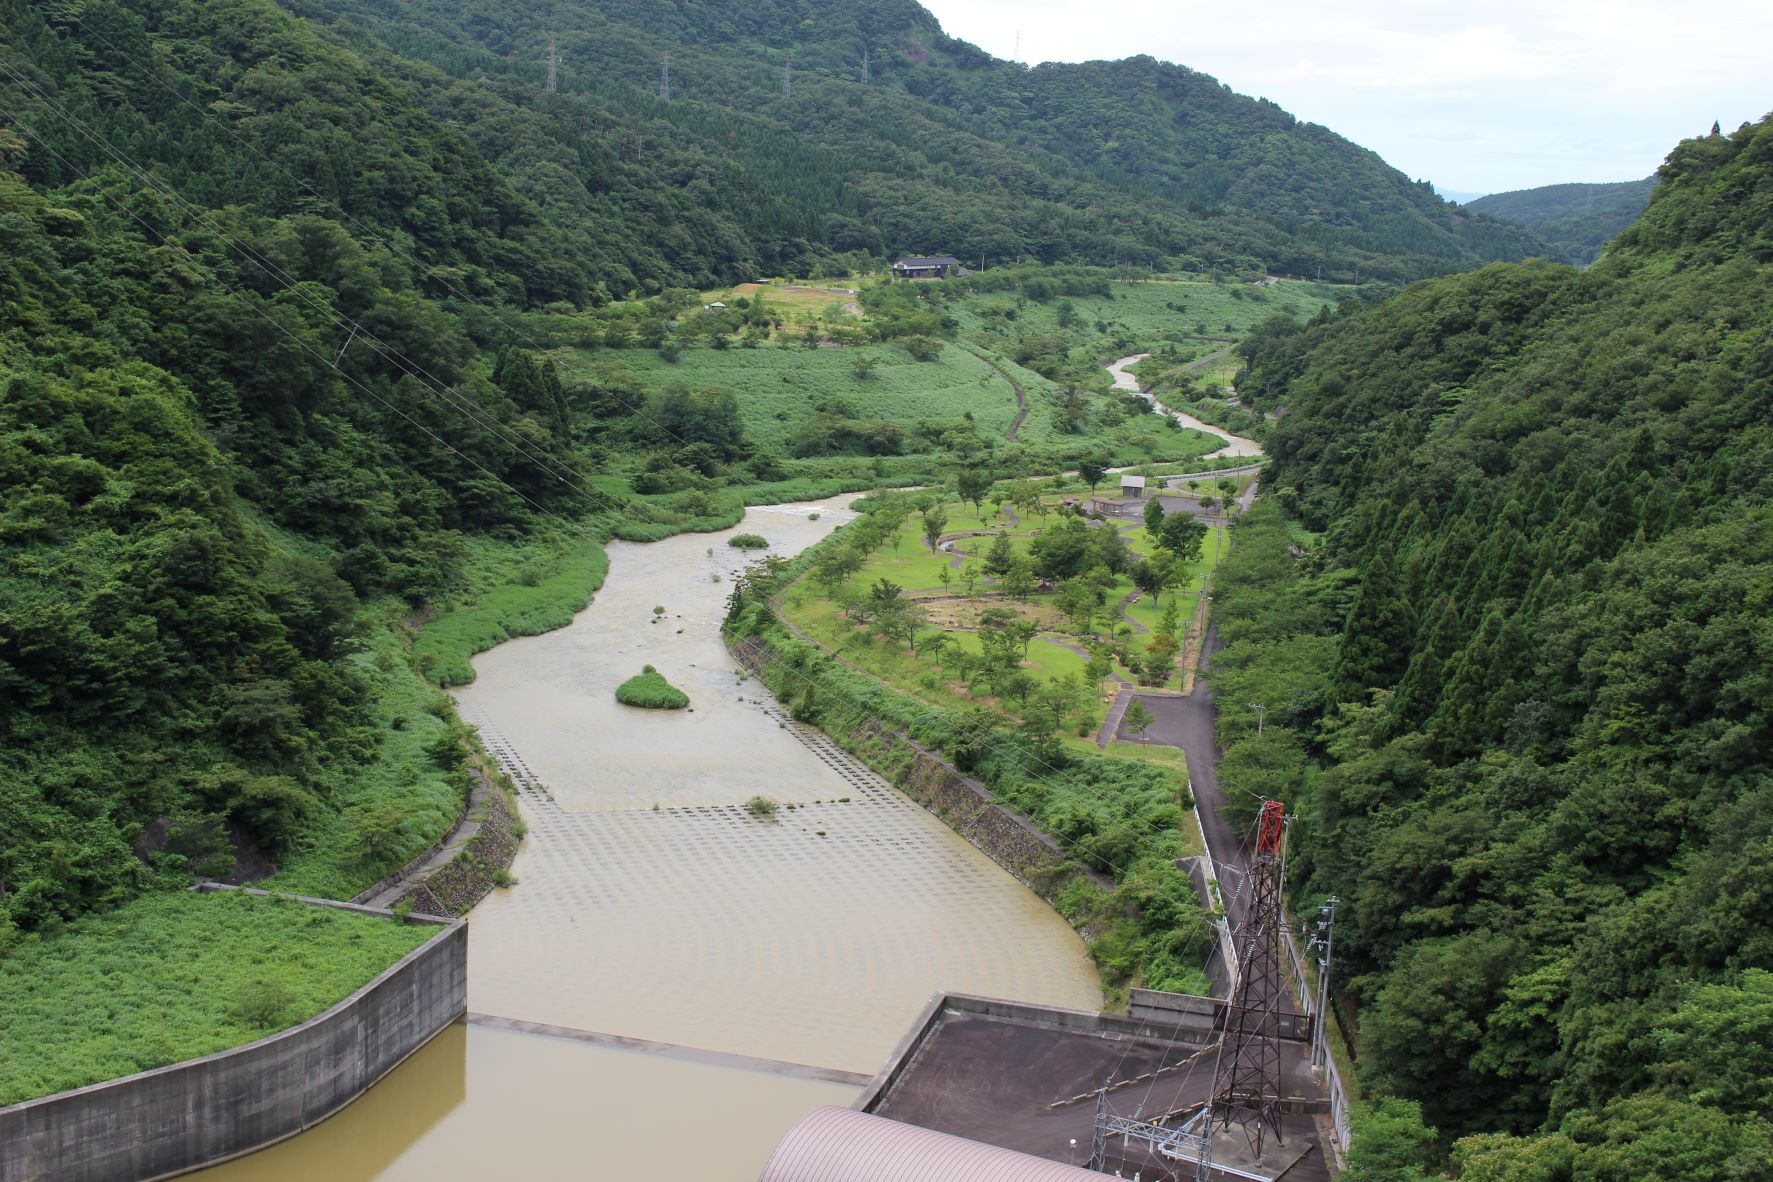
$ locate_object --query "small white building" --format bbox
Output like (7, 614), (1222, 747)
(1120, 475), (1147, 500)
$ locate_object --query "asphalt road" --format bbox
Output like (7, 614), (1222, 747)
(1123, 626), (1249, 921)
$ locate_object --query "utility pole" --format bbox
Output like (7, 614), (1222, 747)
(1310, 896), (1338, 1070)
(659, 54), (671, 101)
(545, 38), (558, 93)
(1250, 703), (1265, 735)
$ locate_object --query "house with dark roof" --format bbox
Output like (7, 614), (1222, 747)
(892, 255), (963, 279)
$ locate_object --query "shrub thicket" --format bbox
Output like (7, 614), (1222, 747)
(614, 665), (691, 709)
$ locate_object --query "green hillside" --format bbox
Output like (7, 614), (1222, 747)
(1213, 117), (1773, 1174)
(285, 0), (1544, 286)
(1466, 177), (1657, 264)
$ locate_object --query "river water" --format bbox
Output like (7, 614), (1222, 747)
(1106, 354), (1264, 460)
(196, 496), (1100, 1182)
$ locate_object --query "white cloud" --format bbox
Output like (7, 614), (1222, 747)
(919, 0), (1773, 192)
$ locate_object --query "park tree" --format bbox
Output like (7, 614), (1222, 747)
(998, 671), (1039, 707)
(878, 599), (932, 654)
(1158, 514), (1209, 564)
(1131, 556), (1172, 599)
(1078, 458), (1108, 495)
(1029, 516), (1095, 580)
(1001, 558), (1039, 600)
(1124, 698), (1156, 742)
(921, 506), (948, 554)
(1086, 645), (1116, 698)
(956, 468), (994, 516)
(959, 561), (982, 597)
(1144, 496), (1166, 534)
(1059, 578), (1099, 638)
(814, 546), (863, 594)
(1034, 674), (1087, 733)
(983, 532), (1017, 577)
(1089, 522), (1131, 574)
(868, 577), (904, 614)
(1143, 632), (1181, 686)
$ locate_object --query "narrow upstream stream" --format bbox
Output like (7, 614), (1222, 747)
(1106, 354), (1265, 460)
(196, 497), (1100, 1182)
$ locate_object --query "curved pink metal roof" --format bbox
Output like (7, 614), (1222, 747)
(758, 1106), (1103, 1182)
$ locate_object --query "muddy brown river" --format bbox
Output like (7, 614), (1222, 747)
(196, 497), (1100, 1181)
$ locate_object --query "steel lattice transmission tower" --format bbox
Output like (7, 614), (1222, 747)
(546, 38), (558, 93)
(1209, 799), (1289, 1155)
(659, 54), (671, 101)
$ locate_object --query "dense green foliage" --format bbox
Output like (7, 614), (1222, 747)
(278, 0), (1542, 285)
(615, 665), (690, 709)
(1209, 117), (1773, 1171)
(1465, 178), (1657, 265)
(0, 0), (641, 937)
(0, 890), (432, 1104)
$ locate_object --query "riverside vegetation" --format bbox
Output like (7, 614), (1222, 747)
(0, 0), (1763, 1170)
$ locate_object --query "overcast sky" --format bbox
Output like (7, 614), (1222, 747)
(918, 0), (1773, 195)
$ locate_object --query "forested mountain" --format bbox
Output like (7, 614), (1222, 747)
(1466, 177), (1658, 265)
(0, 0), (612, 935)
(1214, 117), (1773, 1175)
(283, 0), (1544, 286)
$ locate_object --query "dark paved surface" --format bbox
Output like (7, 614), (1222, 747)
(1118, 626), (1246, 924)
(1115, 625), (1300, 1017)
(873, 1012), (1329, 1182)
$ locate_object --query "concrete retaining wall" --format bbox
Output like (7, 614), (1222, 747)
(1128, 987), (1311, 1042)
(855, 719), (1112, 896)
(0, 893), (466, 1182)
(388, 781), (520, 917)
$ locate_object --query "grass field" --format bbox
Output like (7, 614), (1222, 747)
(0, 891), (433, 1105)
(565, 342), (1027, 450)
(953, 278), (1341, 355)
(702, 281), (862, 329)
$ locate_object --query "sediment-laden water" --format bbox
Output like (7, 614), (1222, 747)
(197, 496), (1100, 1181)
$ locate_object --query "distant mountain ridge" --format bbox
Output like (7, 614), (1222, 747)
(1466, 177), (1656, 264)
(280, 0), (1547, 289)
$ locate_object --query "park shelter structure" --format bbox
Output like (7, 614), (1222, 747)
(892, 256), (963, 279)
(1120, 474), (1147, 499)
